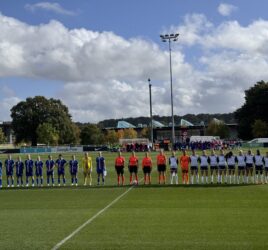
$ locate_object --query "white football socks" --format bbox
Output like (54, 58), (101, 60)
(191, 175), (194, 184)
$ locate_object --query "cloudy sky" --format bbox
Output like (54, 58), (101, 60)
(0, 0), (268, 122)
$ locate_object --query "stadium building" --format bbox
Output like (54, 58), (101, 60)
(103, 119), (238, 143)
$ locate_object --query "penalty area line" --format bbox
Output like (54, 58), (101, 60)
(51, 183), (138, 250)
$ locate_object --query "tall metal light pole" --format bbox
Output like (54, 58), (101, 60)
(148, 78), (153, 149)
(160, 33), (179, 149)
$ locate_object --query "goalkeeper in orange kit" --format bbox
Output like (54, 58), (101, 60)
(180, 150), (190, 184)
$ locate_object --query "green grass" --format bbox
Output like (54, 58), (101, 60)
(0, 185), (268, 250)
(0, 149), (268, 249)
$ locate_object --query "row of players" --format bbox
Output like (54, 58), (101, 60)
(114, 149), (268, 185)
(0, 153), (85, 188)
(0, 149), (267, 187)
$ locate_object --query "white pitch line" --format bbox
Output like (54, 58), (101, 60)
(51, 182), (140, 250)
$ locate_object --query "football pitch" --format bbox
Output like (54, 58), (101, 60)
(0, 150), (268, 250)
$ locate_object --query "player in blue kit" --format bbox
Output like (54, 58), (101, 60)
(0, 160), (2, 188)
(35, 155), (43, 187)
(56, 154), (67, 186)
(25, 154), (34, 187)
(46, 155), (55, 186)
(69, 155), (79, 186)
(96, 152), (106, 185)
(5, 154), (14, 187)
(15, 156), (24, 187)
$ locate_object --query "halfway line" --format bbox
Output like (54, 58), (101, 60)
(51, 184), (137, 250)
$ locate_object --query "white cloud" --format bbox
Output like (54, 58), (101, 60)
(0, 85), (21, 121)
(0, 13), (268, 122)
(218, 3), (237, 17)
(0, 97), (21, 121)
(0, 85), (16, 98)
(201, 19), (268, 54)
(166, 14), (213, 46)
(25, 2), (76, 16)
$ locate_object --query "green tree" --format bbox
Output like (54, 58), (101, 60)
(0, 128), (6, 143)
(252, 119), (268, 138)
(11, 96), (78, 146)
(80, 124), (104, 145)
(36, 123), (59, 145)
(206, 120), (230, 139)
(140, 127), (150, 139)
(235, 81), (268, 139)
(117, 130), (124, 139)
(105, 130), (118, 145)
(124, 128), (138, 139)
(71, 123), (81, 144)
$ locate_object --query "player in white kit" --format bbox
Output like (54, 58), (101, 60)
(208, 150), (218, 184)
(169, 151), (178, 185)
(190, 150), (199, 184)
(226, 151), (236, 184)
(217, 150), (227, 184)
(235, 150), (246, 184)
(245, 150), (254, 184)
(264, 152), (268, 184)
(253, 149), (264, 184)
(198, 150), (209, 184)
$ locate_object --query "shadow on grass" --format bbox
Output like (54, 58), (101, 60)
(0, 183), (264, 191)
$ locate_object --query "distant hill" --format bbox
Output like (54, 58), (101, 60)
(97, 113), (236, 128)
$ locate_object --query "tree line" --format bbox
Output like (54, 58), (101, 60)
(8, 96), (150, 146)
(6, 81), (268, 146)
